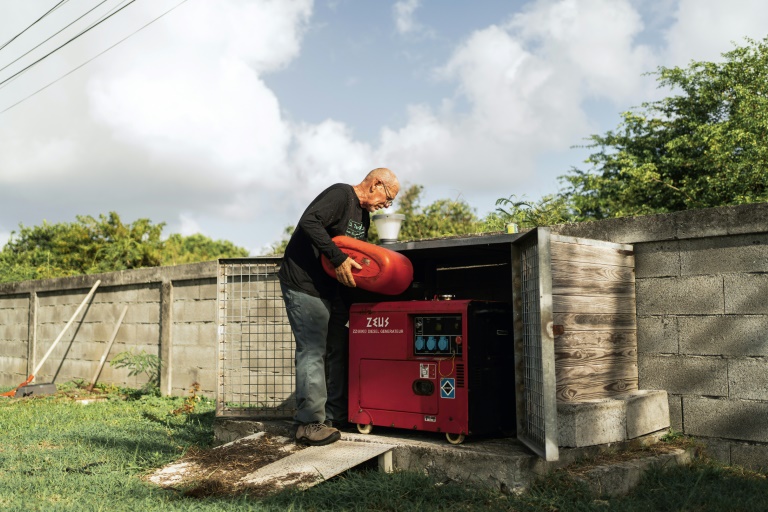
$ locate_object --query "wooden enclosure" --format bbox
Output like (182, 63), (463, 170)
(549, 234), (638, 401)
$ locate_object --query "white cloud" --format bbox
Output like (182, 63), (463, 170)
(393, 0), (434, 38)
(373, 0), (656, 198)
(663, 0), (768, 66)
(290, 119), (374, 195)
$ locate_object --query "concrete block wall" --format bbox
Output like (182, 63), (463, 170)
(0, 294), (29, 385)
(0, 262), (219, 397)
(553, 202), (768, 469)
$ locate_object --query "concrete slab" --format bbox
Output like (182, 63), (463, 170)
(213, 418), (684, 495)
(240, 440), (395, 490)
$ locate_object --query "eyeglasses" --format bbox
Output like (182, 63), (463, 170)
(381, 182), (395, 207)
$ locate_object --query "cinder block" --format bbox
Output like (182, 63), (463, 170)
(634, 241), (681, 278)
(0, 296), (29, 309)
(626, 390), (670, 439)
(173, 367), (215, 397)
(684, 397), (768, 442)
(125, 303), (160, 324)
(199, 323), (216, 345)
(134, 323), (160, 344)
(668, 394), (683, 431)
(0, 308), (30, 325)
(636, 276), (723, 315)
(557, 390), (670, 448)
(0, 356), (28, 374)
(172, 323), (201, 346)
(637, 316), (678, 354)
(680, 234), (768, 276)
(639, 354), (727, 396)
(557, 399), (627, 447)
(174, 300), (215, 323)
(199, 282), (217, 300)
(696, 437), (731, 465)
(0, 324), (28, 342)
(173, 283), (200, 300)
(731, 441), (768, 471)
(173, 345), (217, 369)
(136, 285), (160, 302)
(729, 358), (768, 400)
(679, 315), (768, 356)
(114, 323), (137, 344)
(725, 274), (768, 314)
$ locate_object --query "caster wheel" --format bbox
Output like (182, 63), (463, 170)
(446, 433), (465, 445)
(357, 423), (373, 434)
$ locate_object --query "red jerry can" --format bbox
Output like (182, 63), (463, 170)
(321, 236), (413, 295)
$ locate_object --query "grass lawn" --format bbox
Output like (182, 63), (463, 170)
(1, 382), (767, 511)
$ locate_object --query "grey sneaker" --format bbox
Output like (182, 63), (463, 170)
(296, 422), (341, 446)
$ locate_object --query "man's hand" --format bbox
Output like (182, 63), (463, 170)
(335, 257), (362, 287)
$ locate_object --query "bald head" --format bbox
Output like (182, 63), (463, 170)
(353, 167), (401, 213)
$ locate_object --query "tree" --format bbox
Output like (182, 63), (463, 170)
(388, 184), (485, 240)
(562, 37), (768, 220)
(162, 233), (248, 266)
(0, 212), (249, 283)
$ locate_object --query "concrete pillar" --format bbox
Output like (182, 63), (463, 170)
(160, 280), (173, 396)
(26, 291), (38, 377)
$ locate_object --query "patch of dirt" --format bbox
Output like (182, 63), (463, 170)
(147, 433), (309, 498)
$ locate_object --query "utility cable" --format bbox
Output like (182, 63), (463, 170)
(0, 0), (69, 52)
(0, 0), (138, 88)
(0, 0), (190, 115)
(0, 0), (112, 78)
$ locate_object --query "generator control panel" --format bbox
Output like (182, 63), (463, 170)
(413, 315), (462, 356)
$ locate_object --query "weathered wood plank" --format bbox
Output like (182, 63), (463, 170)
(552, 294), (636, 314)
(552, 260), (635, 283)
(557, 379), (639, 401)
(550, 240), (635, 267)
(554, 312), (637, 331)
(551, 278), (635, 297)
(557, 363), (638, 381)
(555, 330), (637, 349)
(555, 346), (638, 368)
(555, 363), (639, 401)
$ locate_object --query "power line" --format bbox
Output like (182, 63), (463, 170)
(0, 0), (70, 52)
(0, 0), (112, 78)
(0, 0), (138, 88)
(0, 0), (191, 116)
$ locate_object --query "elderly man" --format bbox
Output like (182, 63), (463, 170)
(279, 168), (400, 445)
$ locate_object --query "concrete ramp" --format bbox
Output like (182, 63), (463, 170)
(240, 440), (395, 490)
(147, 432), (395, 497)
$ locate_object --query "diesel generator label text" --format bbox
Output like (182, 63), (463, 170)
(352, 317), (403, 334)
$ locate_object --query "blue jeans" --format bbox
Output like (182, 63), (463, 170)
(280, 283), (349, 425)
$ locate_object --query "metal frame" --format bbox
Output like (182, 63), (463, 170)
(216, 257), (295, 418)
(512, 227), (559, 461)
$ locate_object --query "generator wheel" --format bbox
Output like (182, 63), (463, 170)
(445, 433), (465, 445)
(357, 423), (373, 434)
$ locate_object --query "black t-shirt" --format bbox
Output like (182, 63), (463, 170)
(278, 184), (369, 298)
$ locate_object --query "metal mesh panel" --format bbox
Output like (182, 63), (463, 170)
(217, 258), (295, 418)
(519, 238), (546, 445)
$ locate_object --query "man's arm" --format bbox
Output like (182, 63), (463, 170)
(298, 188), (363, 286)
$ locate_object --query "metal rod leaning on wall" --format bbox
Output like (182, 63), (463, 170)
(86, 304), (127, 392)
(33, 280), (101, 379)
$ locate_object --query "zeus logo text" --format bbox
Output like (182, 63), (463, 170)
(366, 316), (390, 328)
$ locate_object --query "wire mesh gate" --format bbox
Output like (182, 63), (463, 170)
(512, 228), (559, 461)
(216, 258), (296, 418)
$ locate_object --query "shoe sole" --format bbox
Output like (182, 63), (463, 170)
(296, 430), (341, 446)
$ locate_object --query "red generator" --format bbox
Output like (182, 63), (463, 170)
(348, 299), (515, 444)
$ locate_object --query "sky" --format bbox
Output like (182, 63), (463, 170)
(1, 0), (767, 255)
